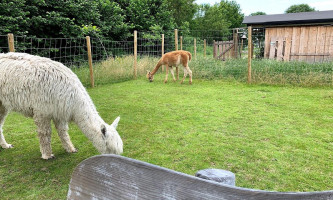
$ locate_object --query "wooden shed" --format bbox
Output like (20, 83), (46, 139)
(243, 10), (333, 62)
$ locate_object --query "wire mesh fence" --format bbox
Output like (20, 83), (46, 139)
(0, 35), (9, 53)
(90, 38), (134, 62)
(1, 29), (244, 66)
(0, 28), (332, 87)
(0, 35), (137, 68)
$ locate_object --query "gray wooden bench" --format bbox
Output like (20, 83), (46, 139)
(67, 155), (333, 200)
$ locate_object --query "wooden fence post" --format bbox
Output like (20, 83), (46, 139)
(240, 38), (244, 58)
(86, 36), (94, 88)
(175, 29), (178, 51)
(180, 36), (183, 50)
(204, 39), (206, 57)
(194, 38), (196, 59)
(161, 34), (164, 72)
(134, 30), (137, 79)
(213, 40), (217, 58)
(233, 29), (239, 59)
(247, 26), (252, 84)
(8, 33), (15, 52)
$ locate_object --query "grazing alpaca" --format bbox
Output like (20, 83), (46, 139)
(0, 53), (123, 159)
(146, 50), (192, 84)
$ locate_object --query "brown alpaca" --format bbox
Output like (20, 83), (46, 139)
(146, 50), (192, 84)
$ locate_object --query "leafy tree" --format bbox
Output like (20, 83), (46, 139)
(191, 0), (244, 37)
(120, 0), (175, 33)
(203, 4), (230, 31)
(0, 0), (103, 38)
(0, 0), (31, 36)
(250, 11), (266, 16)
(97, 0), (131, 40)
(190, 4), (209, 30)
(27, 0), (101, 38)
(285, 4), (315, 13)
(0, 0), (175, 40)
(166, 0), (197, 27)
(219, 0), (244, 29)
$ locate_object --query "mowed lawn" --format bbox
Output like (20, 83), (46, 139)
(1, 76), (333, 199)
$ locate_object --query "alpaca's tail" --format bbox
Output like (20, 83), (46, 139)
(187, 52), (192, 61)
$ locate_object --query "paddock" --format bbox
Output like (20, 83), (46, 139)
(1, 78), (332, 199)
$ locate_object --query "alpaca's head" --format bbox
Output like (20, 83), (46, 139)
(97, 116), (123, 155)
(146, 71), (154, 82)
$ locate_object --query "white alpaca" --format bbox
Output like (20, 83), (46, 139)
(0, 52), (123, 159)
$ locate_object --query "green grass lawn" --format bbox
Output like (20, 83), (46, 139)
(1, 76), (333, 199)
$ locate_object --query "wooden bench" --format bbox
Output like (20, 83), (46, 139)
(68, 155), (333, 200)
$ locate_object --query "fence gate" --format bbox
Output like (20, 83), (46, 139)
(213, 41), (236, 60)
(213, 29), (241, 61)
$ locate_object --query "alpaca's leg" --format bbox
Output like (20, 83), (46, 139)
(180, 67), (188, 84)
(164, 65), (169, 83)
(186, 65), (193, 84)
(176, 66), (179, 80)
(0, 104), (12, 149)
(170, 67), (176, 82)
(54, 120), (77, 153)
(34, 115), (54, 159)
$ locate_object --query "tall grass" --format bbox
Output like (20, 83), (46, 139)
(74, 55), (333, 87)
(251, 59), (333, 86)
(73, 56), (159, 87)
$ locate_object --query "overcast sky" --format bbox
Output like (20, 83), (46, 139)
(195, 0), (333, 15)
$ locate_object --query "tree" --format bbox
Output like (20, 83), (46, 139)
(97, 0), (131, 40)
(116, 0), (175, 33)
(26, 0), (102, 38)
(0, 0), (175, 40)
(219, 0), (244, 29)
(0, 0), (32, 36)
(166, 0), (197, 27)
(285, 4), (315, 13)
(0, 0), (109, 38)
(190, 4), (210, 30)
(191, 1), (244, 33)
(250, 11), (266, 16)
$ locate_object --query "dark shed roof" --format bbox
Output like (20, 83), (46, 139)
(243, 10), (333, 26)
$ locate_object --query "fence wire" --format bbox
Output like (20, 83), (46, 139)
(90, 38), (134, 62)
(1, 29), (332, 87)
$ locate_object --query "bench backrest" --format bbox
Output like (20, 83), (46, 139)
(68, 155), (333, 200)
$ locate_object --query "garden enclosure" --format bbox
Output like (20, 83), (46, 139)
(2, 29), (240, 66)
(1, 27), (333, 87)
(1, 29), (243, 85)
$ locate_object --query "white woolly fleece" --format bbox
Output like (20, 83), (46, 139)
(0, 53), (123, 158)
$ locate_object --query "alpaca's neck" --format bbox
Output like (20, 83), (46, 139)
(73, 101), (105, 149)
(150, 59), (163, 76)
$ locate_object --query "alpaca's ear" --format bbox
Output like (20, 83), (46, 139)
(101, 124), (107, 137)
(111, 116), (120, 129)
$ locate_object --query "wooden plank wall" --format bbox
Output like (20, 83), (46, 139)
(264, 26), (333, 62)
